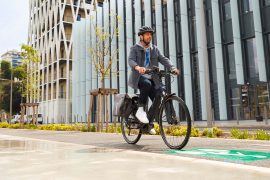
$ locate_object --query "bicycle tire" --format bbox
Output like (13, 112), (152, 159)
(159, 95), (191, 150)
(121, 115), (142, 144)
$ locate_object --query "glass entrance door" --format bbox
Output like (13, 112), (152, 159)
(241, 83), (269, 120)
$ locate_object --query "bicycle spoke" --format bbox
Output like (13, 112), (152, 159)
(121, 115), (142, 144)
(159, 96), (191, 149)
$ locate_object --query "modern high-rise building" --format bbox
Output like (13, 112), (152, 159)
(0, 50), (23, 68)
(72, 0), (270, 123)
(28, 0), (92, 123)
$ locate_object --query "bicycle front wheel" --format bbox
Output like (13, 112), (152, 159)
(121, 115), (142, 144)
(159, 95), (191, 150)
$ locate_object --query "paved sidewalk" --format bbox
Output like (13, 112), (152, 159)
(0, 131), (270, 180)
(1, 128), (270, 167)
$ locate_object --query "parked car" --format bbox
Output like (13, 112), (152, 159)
(29, 114), (43, 124)
(10, 115), (27, 124)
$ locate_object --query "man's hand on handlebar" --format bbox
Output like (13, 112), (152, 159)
(135, 66), (146, 74)
(171, 68), (180, 75)
(135, 66), (180, 75)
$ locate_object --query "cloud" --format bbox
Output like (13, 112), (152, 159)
(0, 0), (29, 56)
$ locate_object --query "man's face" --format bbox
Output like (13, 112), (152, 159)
(141, 32), (152, 45)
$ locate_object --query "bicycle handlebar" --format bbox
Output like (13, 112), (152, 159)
(144, 66), (177, 76)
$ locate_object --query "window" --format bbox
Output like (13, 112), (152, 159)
(141, 0), (145, 26)
(77, 14), (81, 21)
(263, 0), (270, 6)
(245, 38), (259, 80)
(162, 0), (169, 57)
(226, 44), (236, 81)
(208, 48), (220, 119)
(229, 87), (241, 120)
(60, 85), (64, 98)
(73, 0), (79, 6)
(206, 9), (212, 26)
(242, 0), (253, 13)
(223, 2), (231, 20)
(268, 34), (270, 52)
(188, 0), (197, 52)
(85, 0), (92, 4)
(61, 67), (64, 78)
(151, 0), (157, 45)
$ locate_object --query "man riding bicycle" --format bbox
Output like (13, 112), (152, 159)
(128, 26), (180, 135)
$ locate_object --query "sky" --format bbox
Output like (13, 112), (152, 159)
(0, 0), (29, 56)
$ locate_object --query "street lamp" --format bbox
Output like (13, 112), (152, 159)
(10, 70), (13, 123)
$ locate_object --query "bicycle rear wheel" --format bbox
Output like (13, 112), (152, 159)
(121, 115), (142, 144)
(159, 95), (191, 149)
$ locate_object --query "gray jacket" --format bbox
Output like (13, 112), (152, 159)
(128, 44), (175, 90)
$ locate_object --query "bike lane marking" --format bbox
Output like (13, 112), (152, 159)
(165, 148), (270, 162)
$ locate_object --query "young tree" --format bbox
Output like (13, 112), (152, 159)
(0, 61), (23, 114)
(20, 44), (40, 103)
(89, 12), (120, 88)
(88, 11), (121, 132)
(0, 60), (11, 79)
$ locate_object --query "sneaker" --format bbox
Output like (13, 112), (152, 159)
(149, 128), (156, 135)
(135, 107), (149, 124)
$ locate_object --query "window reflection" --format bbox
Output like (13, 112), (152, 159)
(245, 38), (259, 81)
(226, 44), (236, 81)
(263, 0), (270, 6)
(223, 2), (231, 20)
(242, 0), (253, 13)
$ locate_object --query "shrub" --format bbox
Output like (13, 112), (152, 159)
(239, 130), (250, 139)
(154, 123), (160, 135)
(201, 127), (222, 138)
(230, 128), (240, 139)
(254, 130), (270, 140)
(90, 125), (96, 132)
(106, 124), (122, 133)
(24, 124), (38, 129)
(201, 128), (208, 136)
(0, 122), (9, 128)
(191, 127), (200, 137)
(9, 124), (20, 129)
(213, 127), (223, 137)
(80, 126), (88, 132)
(207, 130), (215, 138)
(230, 128), (249, 139)
(116, 125), (122, 133)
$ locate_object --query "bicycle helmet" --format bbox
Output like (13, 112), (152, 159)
(138, 26), (155, 36)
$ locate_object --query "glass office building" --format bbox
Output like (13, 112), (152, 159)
(72, 0), (270, 122)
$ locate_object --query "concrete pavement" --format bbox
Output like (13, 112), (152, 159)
(0, 129), (270, 179)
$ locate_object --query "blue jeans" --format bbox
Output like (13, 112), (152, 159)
(138, 76), (162, 125)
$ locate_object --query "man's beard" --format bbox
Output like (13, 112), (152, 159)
(143, 38), (151, 46)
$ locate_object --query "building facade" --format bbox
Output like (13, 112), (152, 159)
(28, 0), (91, 123)
(1, 50), (23, 68)
(72, 0), (270, 123)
